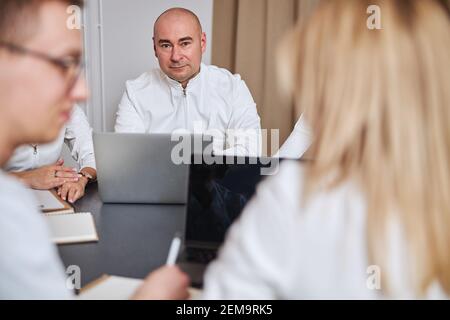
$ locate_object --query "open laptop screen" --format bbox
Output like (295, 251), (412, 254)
(185, 156), (281, 246)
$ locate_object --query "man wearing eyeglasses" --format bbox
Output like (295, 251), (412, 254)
(0, 0), (189, 299)
(0, 38), (97, 204)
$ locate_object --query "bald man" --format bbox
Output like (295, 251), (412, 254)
(115, 8), (261, 156)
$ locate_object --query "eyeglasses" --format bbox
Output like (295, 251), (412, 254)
(0, 41), (84, 93)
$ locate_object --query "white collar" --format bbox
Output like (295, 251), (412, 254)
(162, 63), (204, 94)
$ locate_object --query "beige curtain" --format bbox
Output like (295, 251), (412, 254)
(211, 0), (318, 154)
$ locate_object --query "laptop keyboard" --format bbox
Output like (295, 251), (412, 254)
(186, 248), (218, 264)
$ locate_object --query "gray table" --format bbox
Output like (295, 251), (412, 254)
(57, 183), (186, 287)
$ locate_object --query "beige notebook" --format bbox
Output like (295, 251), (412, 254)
(78, 275), (202, 300)
(45, 212), (98, 245)
(32, 189), (74, 214)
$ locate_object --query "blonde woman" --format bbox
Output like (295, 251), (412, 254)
(203, 0), (450, 299)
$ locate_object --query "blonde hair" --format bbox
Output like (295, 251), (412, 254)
(279, 0), (450, 296)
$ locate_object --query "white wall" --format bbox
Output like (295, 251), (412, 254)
(83, 0), (213, 132)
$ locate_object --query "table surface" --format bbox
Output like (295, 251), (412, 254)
(57, 183), (187, 287)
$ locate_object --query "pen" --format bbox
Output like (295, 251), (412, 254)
(166, 233), (182, 265)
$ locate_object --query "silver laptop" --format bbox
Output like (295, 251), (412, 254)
(93, 132), (210, 204)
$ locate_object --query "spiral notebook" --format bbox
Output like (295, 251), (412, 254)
(45, 212), (98, 245)
(77, 275), (202, 300)
(32, 189), (74, 214)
